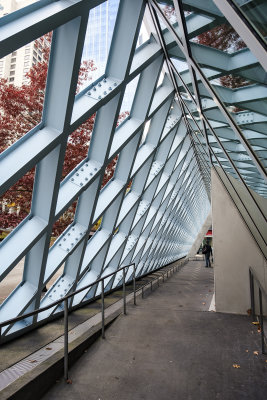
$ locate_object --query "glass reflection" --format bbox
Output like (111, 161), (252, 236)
(232, 0), (267, 44)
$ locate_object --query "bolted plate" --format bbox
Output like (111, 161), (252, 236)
(70, 160), (101, 188)
(86, 76), (121, 101)
(58, 223), (87, 252)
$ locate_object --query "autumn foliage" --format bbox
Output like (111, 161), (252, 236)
(163, 6), (247, 88)
(0, 34), (128, 235)
(197, 24), (247, 88)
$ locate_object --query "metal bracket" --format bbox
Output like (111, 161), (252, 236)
(58, 223), (87, 253)
(70, 160), (101, 187)
(86, 76), (121, 100)
(235, 112), (254, 125)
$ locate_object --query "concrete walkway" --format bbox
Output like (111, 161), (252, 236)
(0, 262), (181, 399)
(42, 261), (267, 400)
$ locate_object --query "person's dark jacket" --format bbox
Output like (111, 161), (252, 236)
(202, 244), (212, 255)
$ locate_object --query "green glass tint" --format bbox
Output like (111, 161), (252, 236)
(232, 0), (267, 44)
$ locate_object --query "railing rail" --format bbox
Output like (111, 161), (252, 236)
(0, 263), (135, 331)
(0, 263), (136, 380)
(249, 267), (267, 354)
(0, 260), (185, 381)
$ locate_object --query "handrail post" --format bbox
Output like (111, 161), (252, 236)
(133, 265), (136, 306)
(101, 279), (105, 339)
(64, 298), (69, 381)
(0, 262), (138, 344)
(249, 270), (256, 320)
(123, 268), (126, 315)
(259, 288), (265, 354)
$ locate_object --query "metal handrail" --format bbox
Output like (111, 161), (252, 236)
(0, 263), (136, 380)
(0, 260), (184, 381)
(249, 267), (267, 354)
(0, 263), (135, 330)
(140, 263), (182, 297)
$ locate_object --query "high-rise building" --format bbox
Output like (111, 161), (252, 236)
(82, 0), (120, 81)
(81, 0), (148, 110)
(0, 0), (147, 90)
(0, 0), (42, 86)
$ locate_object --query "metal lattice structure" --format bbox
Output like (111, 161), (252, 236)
(0, 0), (266, 341)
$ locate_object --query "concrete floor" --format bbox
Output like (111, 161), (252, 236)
(42, 261), (267, 400)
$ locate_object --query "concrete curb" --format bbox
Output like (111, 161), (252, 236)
(0, 300), (126, 400)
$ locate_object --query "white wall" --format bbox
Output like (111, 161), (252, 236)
(212, 168), (267, 315)
(187, 211), (212, 258)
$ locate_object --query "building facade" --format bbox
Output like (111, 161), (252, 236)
(0, 0), (42, 86)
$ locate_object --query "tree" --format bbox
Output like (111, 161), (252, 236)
(0, 34), (128, 235)
(197, 24), (247, 89)
(163, 6), (248, 88)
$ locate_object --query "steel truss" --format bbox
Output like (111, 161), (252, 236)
(0, 0), (266, 341)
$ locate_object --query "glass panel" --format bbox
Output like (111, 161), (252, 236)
(158, 0), (178, 24)
(42, 264), (64, 292)
(119, 74), (140, 115)
(0, 33), (51, 155)
(154, 0), (182, 40)
(232, 0), (267, 44)
(178, 0), (267, 197)
(52, 201), (77, 237)
(78, 0), (120, 90)
(0, 168), (35, 235)
(0, 260), (23, 305)
(202, 106), (267, 197)
(193, 22), (247, 53)
(101, 156), (118, 188)
(136, 6), (150, 49)
(61, 114), (96, 181)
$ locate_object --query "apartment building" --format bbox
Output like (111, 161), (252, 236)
(0, 0), (42, 86)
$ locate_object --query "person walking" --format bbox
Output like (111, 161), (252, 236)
(202, 242), (212, 267)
